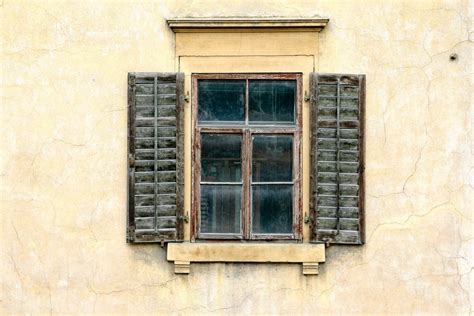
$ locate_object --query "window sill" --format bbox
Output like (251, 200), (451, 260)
(167, 242), (325, 275)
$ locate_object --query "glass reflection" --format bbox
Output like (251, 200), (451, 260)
(198, 80), (245, 124)
(249, 80), (295, 124)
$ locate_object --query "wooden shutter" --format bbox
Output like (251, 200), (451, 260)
(310, 73), (365, 244)
(127, 72), (185, 243)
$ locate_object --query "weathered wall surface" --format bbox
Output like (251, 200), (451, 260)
(1, 0), (472, 314)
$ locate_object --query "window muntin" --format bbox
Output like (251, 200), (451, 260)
(193, 74), (302, 241)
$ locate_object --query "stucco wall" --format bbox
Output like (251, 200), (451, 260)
(1, 0), (473, 314)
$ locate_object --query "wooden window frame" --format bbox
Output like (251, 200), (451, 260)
(191, 73), (303, 242)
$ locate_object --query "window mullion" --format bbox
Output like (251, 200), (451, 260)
(293, 130), (301, 240)
(193, 129), (202, 240)
(245, 79), (249, 126)
(243, 79), (250, 238)
(242, 128), (251, 239)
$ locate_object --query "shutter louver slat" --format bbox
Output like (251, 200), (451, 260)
(310, 73), (365, 245)
(127, 72), (184, 243)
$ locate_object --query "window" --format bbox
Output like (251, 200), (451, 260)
(191, 74), (302, 241)
(126, 18), (365, 274)
(126, 73), (365, 247)
(126, 71), (365, 274)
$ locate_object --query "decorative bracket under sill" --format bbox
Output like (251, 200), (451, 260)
(167, 242), (325, 275)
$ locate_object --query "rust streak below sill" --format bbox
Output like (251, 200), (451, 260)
(167, 242), (325, 275)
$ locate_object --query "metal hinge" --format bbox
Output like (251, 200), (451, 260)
(126, 225), (135, 242)
(184, 91), (190, 103)
(304, 91), (313, 102)
(128, 154), (135, 166)
(304, 212), (313, 224)
(128, 74), (136, 86)
(178, 214), (189, 223)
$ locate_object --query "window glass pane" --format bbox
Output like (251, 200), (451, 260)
(252, 135), (293, 182)
(198, 80), (245, 124)
(252, 184), (292, 234)
(201, 134), (241, 182)
(249, 80), (296, 124)
(200, 185), (241, 234)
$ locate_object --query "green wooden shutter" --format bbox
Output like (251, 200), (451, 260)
(127, 72), (185, 243)
(310, 73), (365, 244)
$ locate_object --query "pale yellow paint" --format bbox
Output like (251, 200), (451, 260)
(1, 0), (473, 314)
(302, 262), (319, 275)
(167, 242), (325, 262)
(168, 243), (325, 275)
(173, 260), (191, 274)
(176, 32), (318, 56)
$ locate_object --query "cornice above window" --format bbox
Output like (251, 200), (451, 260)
(167, 17), (329, 33)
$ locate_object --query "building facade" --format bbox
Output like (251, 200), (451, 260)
(1, 0), (473, 314)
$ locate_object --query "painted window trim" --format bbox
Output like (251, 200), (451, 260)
(191, 73), (304, 242)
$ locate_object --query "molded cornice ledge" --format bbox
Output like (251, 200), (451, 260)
(167, 17), (329, 32)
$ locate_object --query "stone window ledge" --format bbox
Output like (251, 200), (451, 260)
(167, 242), (325, 275)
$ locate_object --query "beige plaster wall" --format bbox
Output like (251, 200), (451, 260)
(1, 0), (473, 314)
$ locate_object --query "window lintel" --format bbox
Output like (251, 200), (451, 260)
(167, 17), (329, 33)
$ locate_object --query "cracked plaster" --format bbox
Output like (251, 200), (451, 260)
(1, 0), (473, 314)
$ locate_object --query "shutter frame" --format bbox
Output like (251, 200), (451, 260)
(127, 72), (185, 243)
(310, 73), (365, 245)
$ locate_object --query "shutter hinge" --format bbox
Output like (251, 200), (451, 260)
(184, 91), (190, 103)
(127, 225), (135, 243)
(128, 74), (136, 86)
(304, 91), (313, 102)
(160, 238), (165, 248)
(304, 212), (312, 224)
(178, 214), (189, 223)
(128, 155), (135, 166)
